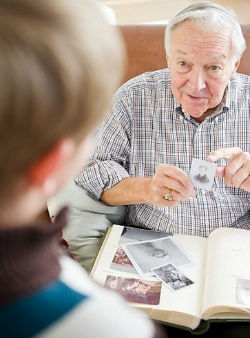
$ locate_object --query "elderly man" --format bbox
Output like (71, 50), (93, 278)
(76, 1), (250, 237)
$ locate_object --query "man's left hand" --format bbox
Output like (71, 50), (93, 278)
(206, 147), (250, 192)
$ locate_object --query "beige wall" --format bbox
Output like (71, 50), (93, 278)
(101, 0), (250, 25)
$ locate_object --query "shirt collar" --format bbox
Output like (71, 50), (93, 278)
(173, 85), (230, 123)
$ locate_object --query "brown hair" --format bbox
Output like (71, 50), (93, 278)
(0, 0), (124, 193)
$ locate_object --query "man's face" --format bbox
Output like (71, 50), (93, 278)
(167, 20), (239, 122)
(198, 165), (207, 175)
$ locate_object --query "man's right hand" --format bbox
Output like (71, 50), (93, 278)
(148, 164), (196, 207)
(101, 165), (195, 207)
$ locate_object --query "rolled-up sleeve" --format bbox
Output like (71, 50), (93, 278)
(76, 86), (132, 200)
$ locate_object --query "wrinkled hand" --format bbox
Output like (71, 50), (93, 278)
(149, 164), (196, 207)
(206, 147), (250, 192)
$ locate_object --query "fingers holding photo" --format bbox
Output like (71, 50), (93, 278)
(206, 148), (250, 192)
(206, 147), (243, 161)
(150, 164), (196, 206)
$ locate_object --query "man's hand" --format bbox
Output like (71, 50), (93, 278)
(206, 147), (250, 192)
(101, 165), (195, 207)
(149, 164), (196, 207)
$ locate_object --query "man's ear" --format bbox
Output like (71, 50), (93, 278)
(28, 139), (74, 195)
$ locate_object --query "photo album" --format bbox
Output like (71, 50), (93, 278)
(91, 225), (250, 331)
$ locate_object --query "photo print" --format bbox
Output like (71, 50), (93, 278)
(152, 263), (194, 291)
(110, 247), (137, 274)
(110, 226), (172, 273)
(119, 226), (172, 244)
(105, 275), (162, 305)
(122, 236), (193, 277)
(189, 158), (217, 191)
(236, 278), (250, 308)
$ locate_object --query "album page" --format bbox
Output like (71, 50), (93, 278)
(91, 225), (208, 329)
(202, 227), (250, 319)
(91, 225), (250, 329)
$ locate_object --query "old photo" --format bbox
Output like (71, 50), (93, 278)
(236, 278), (250, 308)
(152, 263), (194, 291)
(122, 236), (193, 277)
(105, 275), (162, 305)
(120, 226), (171, 244)
(189, 158), (217, 191)
(110, 247), (137, 274)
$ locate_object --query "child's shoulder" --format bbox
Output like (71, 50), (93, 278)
(0, 256), (153, 338)
(55, 256), (154, 338)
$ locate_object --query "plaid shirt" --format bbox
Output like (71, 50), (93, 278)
(76, 69), (250, 237)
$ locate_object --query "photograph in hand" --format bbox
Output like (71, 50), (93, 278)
(189, 158), (217, 191)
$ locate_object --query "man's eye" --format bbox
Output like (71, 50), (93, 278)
(179, 61), (187, 66)
(210, 65), (220, 71)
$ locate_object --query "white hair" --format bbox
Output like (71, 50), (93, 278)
(165, 2), (246, 62)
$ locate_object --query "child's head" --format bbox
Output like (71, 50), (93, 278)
(0, 0), (124, 202)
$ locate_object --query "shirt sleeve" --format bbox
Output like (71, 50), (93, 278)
(76, 85), (132, 200)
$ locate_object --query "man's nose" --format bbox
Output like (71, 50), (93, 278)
(188, 69), (206, 91)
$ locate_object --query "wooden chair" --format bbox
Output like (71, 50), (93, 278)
(119, 24), (250, 83)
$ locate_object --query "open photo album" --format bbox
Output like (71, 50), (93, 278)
(91, 225), (250, 331)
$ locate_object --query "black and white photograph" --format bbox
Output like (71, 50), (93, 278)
(120, 226), (172, 244)
(122, 236), (193, 277)
(236, 278), (250, 308)
(189, 158), (217, 191)
(152, 263), (194, 291)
